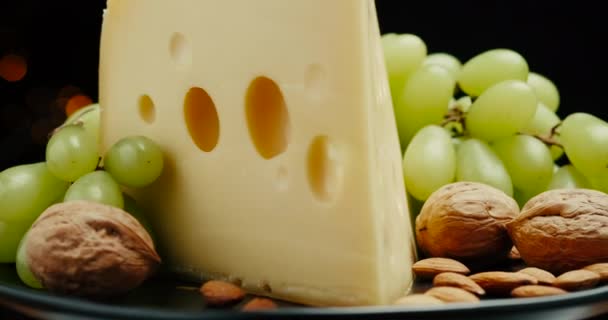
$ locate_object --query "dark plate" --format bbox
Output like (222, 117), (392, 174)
(0, 264), (607, 320)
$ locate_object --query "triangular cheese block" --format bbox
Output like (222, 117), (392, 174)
(99, 0), (415, 306)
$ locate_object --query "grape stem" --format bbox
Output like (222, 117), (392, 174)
(441, 107), (466, 136)
(48, 107), (97, 140)
(530, 133), (562, 147)
(525, 122), (563, 148)
(96, 157), (104, 170)
(550, 122), (562, 136)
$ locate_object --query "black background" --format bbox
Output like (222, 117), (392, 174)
(0, 2), (607, 319)
(0, 0), (606, 170)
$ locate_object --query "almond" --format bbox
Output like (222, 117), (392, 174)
(511, 285), (568, 298)
(200, 280), (246, 306)
(412, 257), (470, 279)
(425, 286), (480, 303)
(394, 294), (445, 306)
(554, 270), (600, 291)
(433, 272), (485, 295)
(469, 271), (537, 295)
(517, 267), (556, 285)
(242, 298), (278, 311)
(583, 263), (608, 283)
(508, 246), (522, 260)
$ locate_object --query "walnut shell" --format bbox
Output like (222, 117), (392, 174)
(25, 200), (161, 297)
(506, 188), (608, 274)
(416, 182), (519, 267)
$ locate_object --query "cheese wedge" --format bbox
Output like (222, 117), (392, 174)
(99, 0), (415, 306)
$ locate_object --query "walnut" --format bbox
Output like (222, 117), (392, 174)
(415, 182), (519, 268)
(24, 200), (161, 297)
(507, 188), (608, 274)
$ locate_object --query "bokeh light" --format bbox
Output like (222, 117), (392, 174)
(64, 94), (93, 116)
(0, 54), (28, 82)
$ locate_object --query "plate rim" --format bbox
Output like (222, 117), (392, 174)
(1, 280), (608, 319)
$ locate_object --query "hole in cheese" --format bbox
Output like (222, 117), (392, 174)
(169, 32), (191, 68)
(245, 76), (290, 159)
(307, 135), (343, 202)
(184, 87), (220, 152)
(304, 63), (326, 102)
(276, 165), (288, 191)
(138, 95), (156, 124)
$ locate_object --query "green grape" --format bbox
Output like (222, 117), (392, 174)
(381, 33), (427, 101)
(466, 80), (537, 142)
(46, 125), (99, 182)
(0, 162), (68, 262)
(448, 98), (456, 109)
(588, 169), (608, 194)
(402, 125), (456, 201)
(549, 146), (563, 161)
(0, 162), (70, 223)
(104, 136), (164, 188)
(456, 138), (513, 196)
(521, 103), (563, 160)
(559, 113), (608, 176)
(16, 231), (43, 289)
(423, 53), (462, 79)
(394, 64), (455, 147)
(458, 49), (528, 97)
(448, 97), (456, 107)
(444, 121), (465, 137)
(380, 33), (398, 42)
(64, 103), (98, 124)
(452, 136), (467, 151)
(64, 171), (124, 209)
(522, 103), (560, 136)
(527, 72), (560, 112)
(123, 193), (156, 241)
(492, 135), (553, 195)
(450, 95), (472, 112)
(521, 102), (561, 136)
(0, 221), (30, 263)
(548, 164), (591, 190)
(513, 188), (536, 208)
(63, 103), (100, 146)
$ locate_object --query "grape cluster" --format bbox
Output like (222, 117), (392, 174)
(0, 104), (164, 287)
(383, 33), (607, 206)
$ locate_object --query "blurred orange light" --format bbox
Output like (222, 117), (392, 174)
(0, 54), (28, 82)
(65, 94), (93, 116)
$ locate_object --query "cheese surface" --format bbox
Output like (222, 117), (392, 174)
(99, 0), (415, 306)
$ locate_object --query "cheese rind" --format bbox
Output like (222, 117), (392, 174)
(99, 0), (415, 306)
